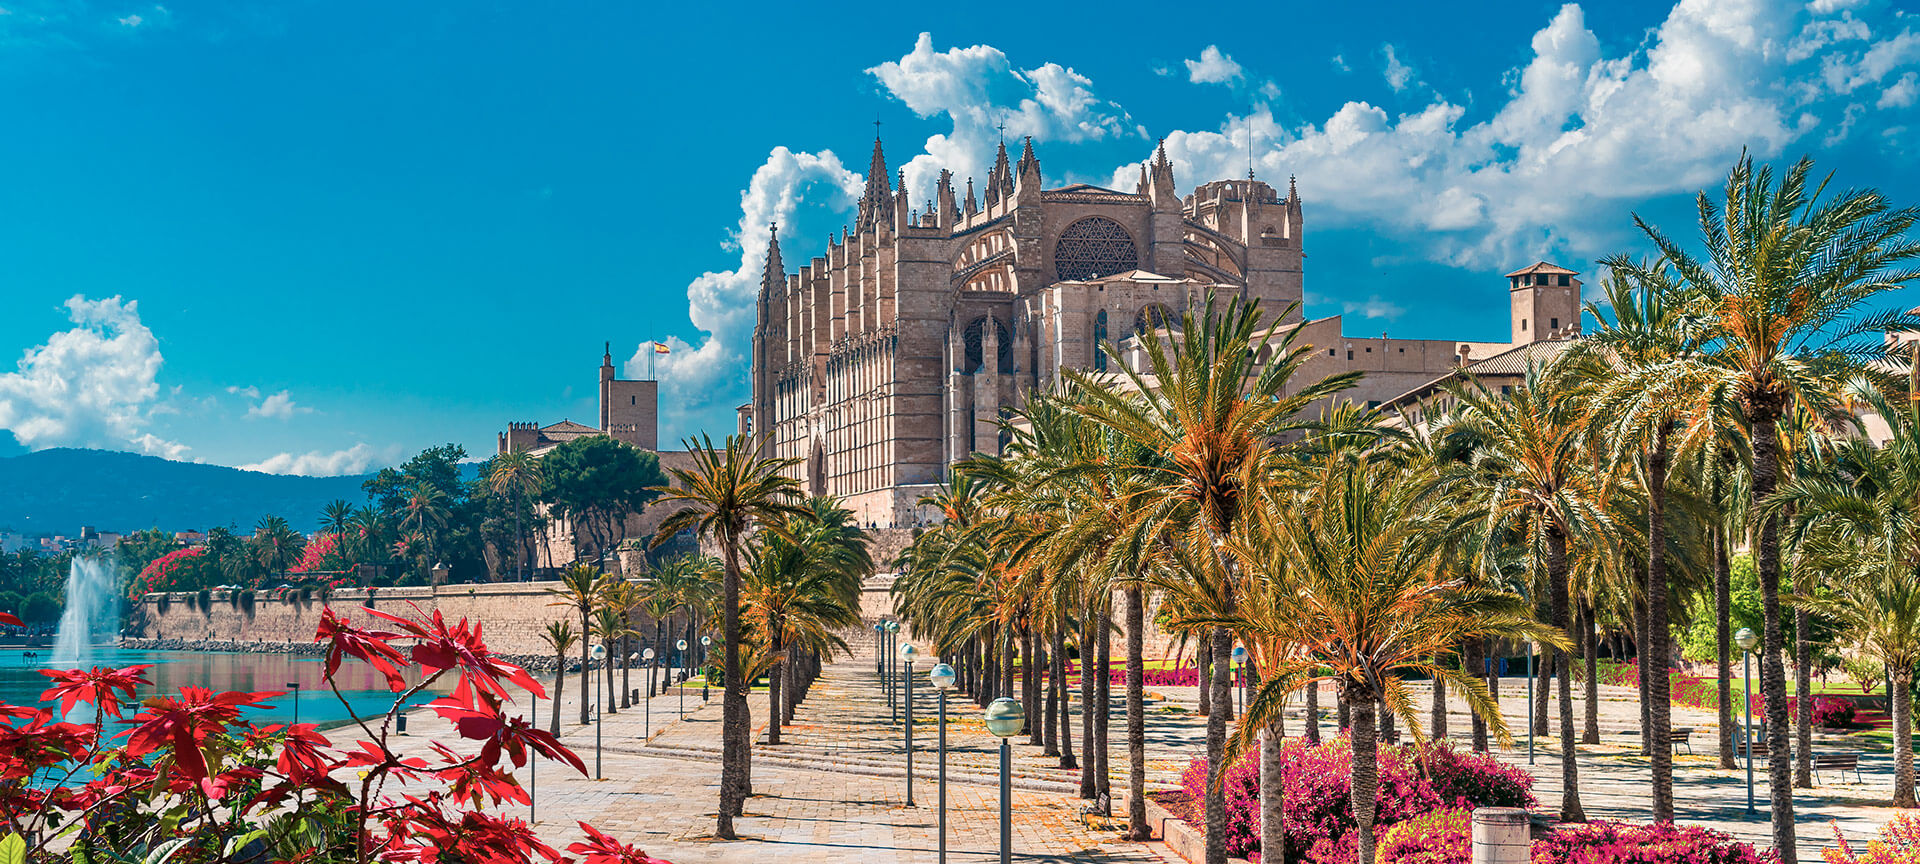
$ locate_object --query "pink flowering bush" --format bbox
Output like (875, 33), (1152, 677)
(1813, 697), (1857, 730)
(133, 546), (215, 596)
(1825, 812), (1920, 864)
(292, 531), (352, 574)
(1377, 808), (1471, 864)
(1175, 735), (1532, 863)
(1531, 821), (1778, 864)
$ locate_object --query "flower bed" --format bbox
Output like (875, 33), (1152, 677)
(1532, 821), (1777, 864)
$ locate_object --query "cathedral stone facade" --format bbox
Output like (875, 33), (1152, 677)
(748, 137), (1581, 529)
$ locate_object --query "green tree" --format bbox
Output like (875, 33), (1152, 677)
(1639, 154), (1920, 859)
(250, 516), (305, 585)
(543, 436), (666, 566)
(21, 591), (60, 625)
(745, 497), (869, 742)
(651, 433), (807, 840)
(546, 563), (610, 725)
(540, 620), (579, 736)
(487, 452), (543, 581)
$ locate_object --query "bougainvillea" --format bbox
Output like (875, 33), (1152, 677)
(1531, 820), (1778, 864)
(133, 546), (215, 596)
(0, 602), (668, 864)
(1825, 812), (1920, 864)
(1376, 808), (1471, 864)
(292, 531), (351, 574)
(1174, 735), (1530, 863)
(1813, 697), (1858, 730)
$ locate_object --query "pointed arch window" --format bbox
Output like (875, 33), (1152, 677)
(1093, 310), (1109, 371)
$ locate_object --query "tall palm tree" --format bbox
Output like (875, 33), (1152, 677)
(746, 497), (868, 741)
(399, 480), (450, 573)
(489, 451), (543, 581)
(592, 604), (630, 715)
(546, 563), (608, 725)
(251, 515), (305, 583)
(1773, 380), (1920, 807)
(350, 506), (386, 570)
(321, 499), (355, 547)
(651, 433), (807, 840)
(1637, 154), (1920, 858)
(1220, 449), (1561, 864)
(1064, 293), (1360, 864)
(540, 620), (578, 736)
(1445, 354), (1617, 823)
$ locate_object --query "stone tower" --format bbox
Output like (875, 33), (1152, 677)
(1506, 262), (1582, 342)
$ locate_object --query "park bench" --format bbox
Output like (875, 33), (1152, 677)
(1078, 794), (1118, 831)
(1738, 738), (1769, 759)
(1811, 752), (1862, 785)
(1669, 727), (1694, 755)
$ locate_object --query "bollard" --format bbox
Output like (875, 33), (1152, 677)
(1471, 808), (1530, 864)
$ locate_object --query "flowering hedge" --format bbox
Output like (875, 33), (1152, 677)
(1590, 659), (1722, 712)
(1377, 808), (1471, 864)
(0, 603), (670, 863)
(1531, 820), (1777, 864)
(1825, 812), (1920, 864)
(1752, 695), (1861, 730)
(1175, 736), (1534, 862)
(133, 546), (214, 596)
(292, 531), (352, 574)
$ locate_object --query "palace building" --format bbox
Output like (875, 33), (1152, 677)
(747, 136), (1584, 528)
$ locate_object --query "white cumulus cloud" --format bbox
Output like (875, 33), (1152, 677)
(243, 389), (308, 420)
(240, 442), (393, 476)
(1118, 0), (1917, 268)
(0, 295), (185, 458)
(637, 147), (862, 441)
(867, 32), (1138, 202)
(1381, 44), (1416, 92)
(1185, 46), (1244, 85)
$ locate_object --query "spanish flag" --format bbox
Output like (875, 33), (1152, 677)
(653, 341), (671, 355)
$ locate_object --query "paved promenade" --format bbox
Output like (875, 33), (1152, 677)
(379, 652), (1901, 862)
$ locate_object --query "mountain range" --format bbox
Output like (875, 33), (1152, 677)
(0, 448), (376, 535)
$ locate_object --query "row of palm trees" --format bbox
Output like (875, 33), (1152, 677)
(529, 445), (875, 841)
(890, 154), (1919, 864)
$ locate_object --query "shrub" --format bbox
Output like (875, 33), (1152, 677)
(1176, 735), (1532, 862)
(1813, 697), (1857, 729)
(1378, 808), (1470, 864)
(1825, 812), (1920, 864)
(1532, 820), (1777, 864)
(134, 546), (216, 596)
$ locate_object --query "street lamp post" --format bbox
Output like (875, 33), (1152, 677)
(676, 639), (688, 720)
(930, 662), (956, 864)
(901, 643), (918, 806)
(285, 681), (300, 728)
(701, 636), (713, 703)
(1526, 639), (1536, 765)
(985, 697), (1025, 864)
(1231, 646), (1247, 715)
(1736, 626), (1758, 815)
(590, 643), (606, 780)
(642, 648), (656, 741)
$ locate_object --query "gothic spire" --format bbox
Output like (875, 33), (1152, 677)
(987, 138), (1013, 205)
(858, 135), (893, 230)
(964, 176), (978, 216)
(762, 223), (784, 290)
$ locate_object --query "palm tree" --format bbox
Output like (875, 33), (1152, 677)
(1637, 153), (1920, 857)
(321, 499), (355, 547)
(1774, 380), (1920, 807)
(1064, 293), (1360, 864)
(546, 563), (609, 725)
(541, 620), (578, 735)
(350, 506), (385, 570)
(1221, 449), (1560, 864)
(399, 480), (450, 576)
(1445, 354), (1616, 823)
(489, 451), (543, 581)
(592, 604), (629, 715)
(746, 497), (868, 741)
(651, 433), (807, 840)
(251, 515), (305, 583)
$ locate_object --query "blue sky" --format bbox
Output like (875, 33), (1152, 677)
(1, 0), (1916, 474)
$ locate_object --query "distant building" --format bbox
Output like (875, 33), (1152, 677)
(499, 345), (658, 454)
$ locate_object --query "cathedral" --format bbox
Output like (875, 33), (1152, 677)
(748, 137), (1581, 528)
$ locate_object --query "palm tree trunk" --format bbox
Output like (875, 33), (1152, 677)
(1197, 636), (1213, 716)
(604, 645), (618, 715)
(1125, 585), (1149, 840)
(551, 657), (565, 736)
(1260, 718), (1285, 861)
(1793, 530), (1813, 789)
(1044, 628), (1061, 757)
(1894, 670), (1915, 808)
(1533, 640), (1550, 738)
(1080, 614), (1097, 798)
(766, 631), (783, 746)
(716, 540), (746, 840)
(1095, 603), (1113, 803)
(579, 609), (592, 725)
(1431, 660), (1448, 740)
(1350, 683), (1380, 864)
(1338, 687), (1350, 730)
(1305, 676), (1322, 744)
(1636, 599), (1651, 753)
(1025, 626), (1042, 745)
(1582, 604), (1600, 745)
(1648, 427), (1673, 822)
(1753, 413), (1798, 862)
(1549, 526), (1585, 823)
(1057, 625), (1078, 771)
(1204, 624), (1234, 864)
(621, 633), (632, 709)
(1716, 517), (1737, 769)
(1466, 639), (1488, 753)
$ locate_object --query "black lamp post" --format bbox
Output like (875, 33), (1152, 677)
(1736, 626), (1758, 815)
(930, 662), (956, 864)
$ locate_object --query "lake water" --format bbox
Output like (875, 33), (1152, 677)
(0, 647), (457, 730)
